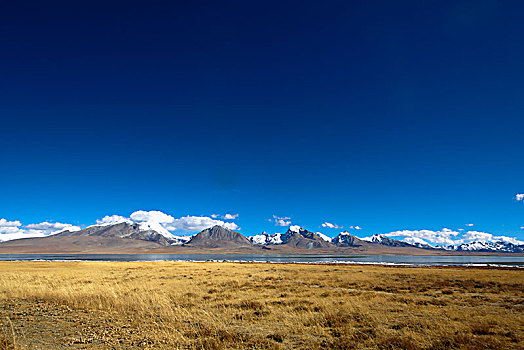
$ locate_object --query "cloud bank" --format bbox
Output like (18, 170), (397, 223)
(107, 211), (240, 234)
(0, 218), (80, 242)
(381, 228), (524, 246)
(96, 215), (133, 226)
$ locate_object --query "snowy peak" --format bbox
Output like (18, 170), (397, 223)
(361, 234), (382, 243)
(249, 228), (333, 246)
(137, 221), (173, 238)
(315, 232), (332, 243)
(332, 231), (364, 247)
(361, 234), (523, 252)
(289, 225), (301, 233)
(360, 234), (419, 248)
(249, 232), (283, 245)
(447, 241), (524, 253)
(280, 226), (334, 249)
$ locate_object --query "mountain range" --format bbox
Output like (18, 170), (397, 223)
(0, 222), (522, 254)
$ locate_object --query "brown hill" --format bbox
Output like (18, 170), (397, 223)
(185, 226), (252, 248)
(0, 235), (164, 254)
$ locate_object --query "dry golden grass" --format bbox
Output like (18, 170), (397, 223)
(0, 261), (522, 349)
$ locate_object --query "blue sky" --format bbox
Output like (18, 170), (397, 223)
(1, 1), (523, 244)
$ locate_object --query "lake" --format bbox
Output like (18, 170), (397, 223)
(0, 254), (522, 267)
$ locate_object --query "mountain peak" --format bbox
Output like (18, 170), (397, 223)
(249, 231), (282, 245)
(281, 226), (333, 249)
(332, 231), (364, 247)
(289, 225), (302, 233)
(186, 225), (251, 248)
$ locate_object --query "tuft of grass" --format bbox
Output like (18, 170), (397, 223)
(0, 317), (15, 350)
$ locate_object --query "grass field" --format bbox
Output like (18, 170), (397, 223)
(0, 261), (522, 349)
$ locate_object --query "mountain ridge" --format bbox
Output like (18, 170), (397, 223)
(56, 222), (190, 246)
(0, 222), (522, 254)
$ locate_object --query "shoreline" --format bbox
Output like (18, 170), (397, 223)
(0, 257), (522, 269)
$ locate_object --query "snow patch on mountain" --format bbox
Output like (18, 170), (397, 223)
(315, 232), (332, 242)
(402, 236), (432, 248)
(170, 235), (192, 245)
(289, 225), (301, 233)
(138, 221), (173, 238)
(249, 232), (283, 245)
(361, 234), (382, 243)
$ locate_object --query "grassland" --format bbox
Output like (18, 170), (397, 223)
(0, 262), (522, 349)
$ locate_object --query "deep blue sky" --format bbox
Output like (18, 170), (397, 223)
(1, 0), (523, 239)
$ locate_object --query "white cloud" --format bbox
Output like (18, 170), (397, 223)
(271, 215), (291, 227)
(223, 213), (239, 220)
(25, 222), (81, 235)
(275, 219), (291, 226)
(461, 230), (492, 242)
(0, 219), (22, 227)
(516, 193), (524, 201)
(465, 223), (474, 227)
(383, 228), (461, 245)
(96, 215), (132, 226)
(402, 236), (429, 246)
(0, 218), (80, 242)
(380, 228), (524, 246)
(462, 231), (524, 245)
(347, 226), (363, 230)
(210, 213), (240, 220)
(222, 222), (239, 230)
(521, 227), (524, 229)
(165, 215), (239, 232)
(94, 211), (240, 234)
(0, 219), (23, 237)
(321, 222), (343, 229)
(0, 219), (23, 236)
(130, 210), (175, 223)
(493, 236), (524, 245)
(0, 230), (38, 242)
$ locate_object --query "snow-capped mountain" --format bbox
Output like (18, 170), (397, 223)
(361, 234), (432, 249)
(249, 226), (333, 249)
(249, 232), (283, 245)
(315, 232), (332, 243)
(332, 231), (364, 247)
(56, 222), (191, 246)
(279, 225), (334, 249)
(361, 234), (523, 252)
(446, 241), (524, 253)
(4, 220), (523, 254)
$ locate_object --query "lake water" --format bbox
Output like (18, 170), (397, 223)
(0, 254), (522, 267)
